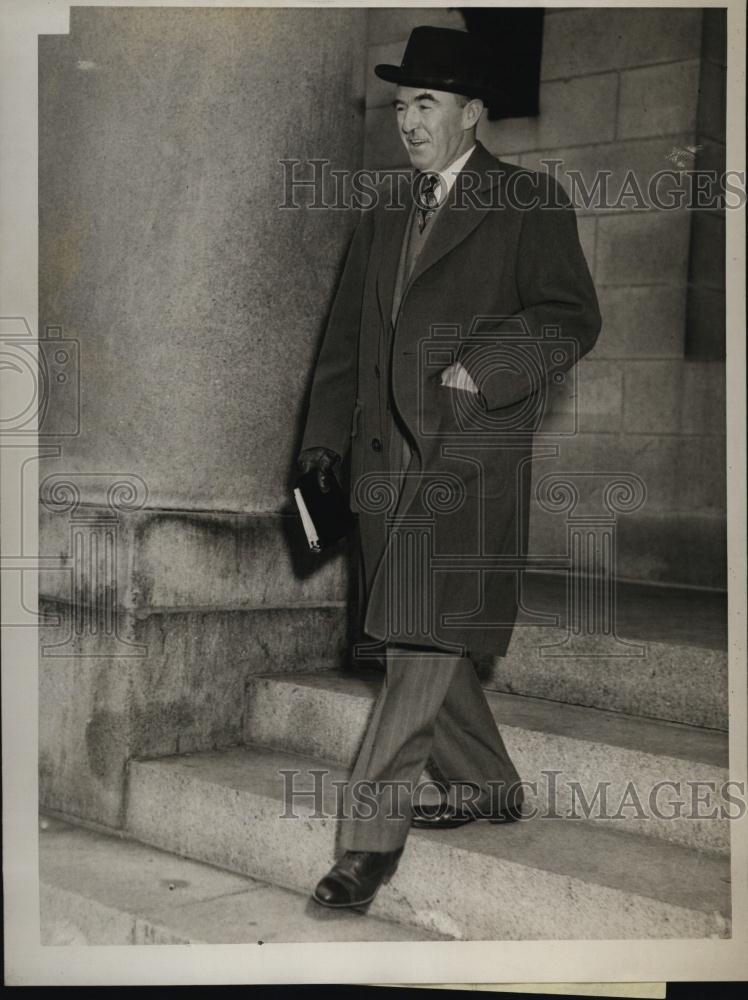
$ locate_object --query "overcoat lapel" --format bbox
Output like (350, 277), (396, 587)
(375, 143), (504, 324)
(406, 143), (502, 294)
(372, 145), (501, 514)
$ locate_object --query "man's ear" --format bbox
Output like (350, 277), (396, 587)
(462, 98), (484, 130)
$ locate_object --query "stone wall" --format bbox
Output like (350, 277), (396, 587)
(38, 6), (367, 826)
(364, 7), (727, 589)
(39, 5), (367, 513)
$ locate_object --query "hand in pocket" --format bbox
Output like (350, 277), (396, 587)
(440, 361), (479, 394)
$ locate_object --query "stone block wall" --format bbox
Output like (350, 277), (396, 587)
(364, 7), (727, 588)
(39, 5), (367, 514)
(38, 6), (366, 827)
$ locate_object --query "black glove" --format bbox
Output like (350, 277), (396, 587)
(297, 447), (340, 495)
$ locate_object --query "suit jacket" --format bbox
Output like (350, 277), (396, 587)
(301, 141), (601, 659)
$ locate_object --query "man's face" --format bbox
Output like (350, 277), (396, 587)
(393, 86), (470, 173)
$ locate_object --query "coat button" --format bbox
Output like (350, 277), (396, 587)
(371, 437), (382, 452)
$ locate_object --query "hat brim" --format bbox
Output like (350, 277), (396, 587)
(374, 63), (500, 105)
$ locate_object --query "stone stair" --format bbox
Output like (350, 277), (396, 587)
(486, 573), (728, 730)
(40, 575), (731, 943)
(124, 745), (730, 941)
(242, 671), (729, 854)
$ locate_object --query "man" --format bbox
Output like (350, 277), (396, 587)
(297, 26), (601, 909)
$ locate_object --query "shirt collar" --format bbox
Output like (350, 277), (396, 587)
(433, 144), (476, 202)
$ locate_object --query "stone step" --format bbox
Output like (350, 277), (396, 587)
(40, 815), (439, 944)
(486, 573), (728, 730)
(485, 625), (727, 731)
(125, 746), (731, 940)
(244, 671), (730, 854)
(516, 573), (727, 652)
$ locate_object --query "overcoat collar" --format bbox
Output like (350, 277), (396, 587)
(375, 140), (506, 323)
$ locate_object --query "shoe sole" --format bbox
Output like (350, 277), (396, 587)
(410, 818), (473, 829)
(411, 814), (522, 830)
(311, 890), (378, 910)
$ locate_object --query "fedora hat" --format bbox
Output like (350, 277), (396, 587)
(374, 25), (502, 106)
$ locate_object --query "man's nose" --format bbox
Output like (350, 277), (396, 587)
(401, 106), (420, 133)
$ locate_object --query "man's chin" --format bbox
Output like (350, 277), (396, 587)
(404, 146), (434, 170)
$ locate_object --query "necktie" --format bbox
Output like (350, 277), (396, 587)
(415, 172), (440, 232)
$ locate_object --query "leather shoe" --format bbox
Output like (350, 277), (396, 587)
(312, 847), (403, 909)
(411, 798), (524, 829)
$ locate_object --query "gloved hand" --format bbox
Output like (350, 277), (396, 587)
(297, 447), (340, 494)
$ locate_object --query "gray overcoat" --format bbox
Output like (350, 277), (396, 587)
(301, 141), (601, 659)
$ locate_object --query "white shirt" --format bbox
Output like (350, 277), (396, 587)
(432, 144), (476, 205)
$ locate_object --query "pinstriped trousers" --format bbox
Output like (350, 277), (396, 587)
(338, 417), (521, 853)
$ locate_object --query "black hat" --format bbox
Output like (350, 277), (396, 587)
(374, 26), (501, 106)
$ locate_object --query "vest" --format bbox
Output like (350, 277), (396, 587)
(390, 199), (443, 328)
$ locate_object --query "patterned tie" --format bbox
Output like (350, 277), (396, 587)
(415, 172), (440, 232)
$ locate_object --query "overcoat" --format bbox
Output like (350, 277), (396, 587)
(301, 141), (601, 659)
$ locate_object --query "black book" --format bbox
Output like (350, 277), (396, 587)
(293, 469), (355, 552)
